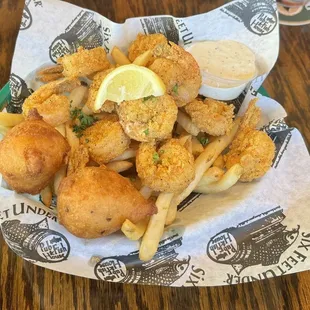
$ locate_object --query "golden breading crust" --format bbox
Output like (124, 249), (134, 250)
(225, 130), (275, 182)
(0, 112), (70, 194)
(116, 94), (178, 142)
(86, 69), (115, 113)
(136, 139), (195, 192)
(185, 98), (235, 136)
(58, 166), (157, 238)
(128, 33), (167, 63)
(80, 118), (130, 164)
(57, 47), (110, 78)
(225, 99), (275, 182)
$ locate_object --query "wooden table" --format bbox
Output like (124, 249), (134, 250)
(0, 0), (309, 309)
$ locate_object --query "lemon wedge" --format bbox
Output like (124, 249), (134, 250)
(94, 64), (166, 110)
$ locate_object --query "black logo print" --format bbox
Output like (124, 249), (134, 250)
(140, 17), (180, 44)
(49, 10), (104, 63)
(94, 234), (190, 285)
(20, 0), (32, 30)
(262, 118), (293, 168)
(207, 206), (300, 275)
(1, 218), (70, 263)
(8, 74), (33, 114)
(221, 0), (277, 36)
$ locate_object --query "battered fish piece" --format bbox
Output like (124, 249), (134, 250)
(58, 166), (157, 238)
(80, 117), (131, 164)
(116, 94), (178, 142)
(0, 110), (70, 194)
(136, 139), (195, 192)
(225, 100), (275, 182)
(128, 33), (167, 63)
(185, 98), (235, 136)
(86, 69), (115, 113)
(57, 47), (110, 78)
(149, 42), (201, 107)
(23, 77), (80, 126)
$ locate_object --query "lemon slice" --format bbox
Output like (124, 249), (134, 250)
(95, 64), (166, 110)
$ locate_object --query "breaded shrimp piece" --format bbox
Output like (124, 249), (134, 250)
(128, 33), (167, 63)
(57, 47), (110, 78)
(225, 99), (275, 182)
(136, 139), (195, 192)
(86, 69), (115, 113)
(80, 118), (130, 164)
(116, 94), (178, 142)
(149, 42), (201, 107)
(185, 98), (235, 136)
(23, 77), (80, 126)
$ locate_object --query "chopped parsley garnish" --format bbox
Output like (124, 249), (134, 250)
(142, 95), (156, 102)
(172, 84), (178, 94)
(143, 128), (150, 136)
(70, 108), (97, 138)
(159, 149), (165, 154)
(85, 138), (90, 143)
(198, 136), (209, 147)
(153, 152), (160, 163)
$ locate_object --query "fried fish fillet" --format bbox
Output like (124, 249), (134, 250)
(0, 110), (70, 194)
(58, 166), (157, 238)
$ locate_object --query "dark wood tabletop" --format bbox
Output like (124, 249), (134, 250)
(0, 0), (309, 309)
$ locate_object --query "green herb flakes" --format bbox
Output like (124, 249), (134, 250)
(172, 84), (178, 94)
(198, 136), (209, 147)
(143, 128), (150, 136)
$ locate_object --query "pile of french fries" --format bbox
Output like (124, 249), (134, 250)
(0, 45), (245, 262)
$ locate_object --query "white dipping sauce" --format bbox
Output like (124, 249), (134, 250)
(187, 40), (257, 100)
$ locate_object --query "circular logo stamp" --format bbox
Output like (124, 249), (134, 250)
(207, 232), (238, 263)
(95, 258), (127, 282)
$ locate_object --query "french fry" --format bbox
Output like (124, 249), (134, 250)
(133, 50), (152, 66)
(69, 85), (88, 110)
(0, 112), (24, 127)
(111, 148), (137, 161)
(121, 218), (149, 241)
(0, 125), (11, 136)
(65, 122), (79, 151)
(106, 160), (133, 173)
(177, 111), (200, 136)
(166, 119), (241, 225)
(111, 47), (131, 65)
(213, 154), (225, 169)
(139, 186), (153, 199)
(55, 124), (66, 137)
(53, 165), (67, 195)
(192, 136), (204, 157)
(121, 186), (153, 240)
(41, 185), (53, 208)
(139, 192), (174, 261)
(178, 134), (191, 146)
(81, 104), (93, 115)
(194, 167), (225, 190)
(195, 164), (243, 194)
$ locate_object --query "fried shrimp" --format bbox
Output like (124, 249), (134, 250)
(23, 77), (80, 126)
(149, 42), (201, 107)
(225, 99), (275, 182)
(86, 69), (115, 113)
(136, 139), (195, 192)
(185, 98), (235, 136)
(57, 47), (110, 78)
(80, 117), (131, 164)
(116, 94), (178, 142)
(128, 33), (167, 63)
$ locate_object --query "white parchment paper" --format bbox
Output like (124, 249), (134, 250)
(1, 0), (310, 287)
